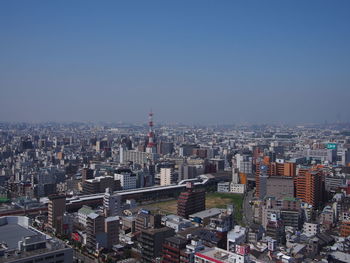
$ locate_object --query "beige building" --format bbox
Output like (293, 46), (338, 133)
(160, 167), (174, 186)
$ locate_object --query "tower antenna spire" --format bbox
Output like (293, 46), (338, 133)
(146, 110), (156, 153)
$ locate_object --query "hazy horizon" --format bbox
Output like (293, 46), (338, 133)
(1, 1), (350, 124)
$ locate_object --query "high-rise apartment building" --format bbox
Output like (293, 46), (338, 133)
(234, 154), (253, 175)
(121, 149), (159, 165)
(157, 141), (174, 155)
(86, 212), (119, 251)
(104, 216), (119, 249)
(103, 188), (122, 216)
(295, 168), (323, 207)
(160, 167), (175, 186)
(48, 194), (66, 234)
(86, 212), (105, 251)
(177, 183), (205, 219)
(162, 236), (187, 263)
(140, 227), (175, 263)
(178, 164), (197, 181)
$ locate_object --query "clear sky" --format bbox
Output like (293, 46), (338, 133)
(1, 0), (349, 124)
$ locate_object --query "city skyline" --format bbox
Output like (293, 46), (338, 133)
(1, 0), (350, 124)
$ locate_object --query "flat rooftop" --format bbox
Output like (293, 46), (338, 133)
(196, 247), (233, 262)
(189, 208), (223, 219)
(0, 223), (37, 249)
(0, 216), (71, 263)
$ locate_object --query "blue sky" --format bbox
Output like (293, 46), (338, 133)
(0, 0), (349, 124)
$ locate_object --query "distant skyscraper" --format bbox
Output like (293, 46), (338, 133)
(119, 145), (126, 164)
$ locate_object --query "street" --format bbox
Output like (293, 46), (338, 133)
(73, 249), (98, 263)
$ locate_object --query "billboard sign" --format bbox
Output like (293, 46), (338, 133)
(327, 143), (337, 150)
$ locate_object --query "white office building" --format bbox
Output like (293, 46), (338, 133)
(103, 188), (122, 216)
(114, 172), (137, 190)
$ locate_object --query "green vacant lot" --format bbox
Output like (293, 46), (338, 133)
(142, 192), (243, 224)
(0, 197), (9, 203)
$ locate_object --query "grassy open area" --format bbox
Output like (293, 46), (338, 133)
(206, 192), (243, 224)
(0, 197), (9, 203)
(142, 192), (244, 224)
(142, 199), (178, 215)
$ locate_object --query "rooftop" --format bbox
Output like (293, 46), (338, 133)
(0, 216), (71, 263)
(331, 251), (350, 262)
(165, 236), (187, 246)
(106, 216), (119, 222)
(196, 247), (235, 263)
(189, 208), (223, 219)
(78, 205), (94, 215)
(0, 223), (37, 249)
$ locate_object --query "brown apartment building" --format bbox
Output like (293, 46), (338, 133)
(48, 194), (66, 234)
(177, 182), (205, 219)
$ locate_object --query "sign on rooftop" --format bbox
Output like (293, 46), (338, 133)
(327, 143), (337, 150)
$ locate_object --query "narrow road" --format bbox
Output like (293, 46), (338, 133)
(73, 249), (98, 263)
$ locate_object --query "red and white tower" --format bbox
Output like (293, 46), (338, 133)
(146, 111), (157, 153)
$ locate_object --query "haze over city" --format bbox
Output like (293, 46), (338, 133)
(1, 0), (350, 124)
(3, 2), (350, 263)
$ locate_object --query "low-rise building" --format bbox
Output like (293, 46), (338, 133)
(303, 222), (319, 236)
(230, 183), (246, 194)
(0, 216), (73, 263)
(195, 246), (250, 263)
(217, 182), (230, 193)
(77, 205), (94, 226)
(189, 208), (223, 226)
(162, 215), (192, 232)
(227, 225), (247, 252)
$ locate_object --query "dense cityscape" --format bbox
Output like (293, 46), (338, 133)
(1, 116), (350, 263)
(2, 1), (350, 263)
